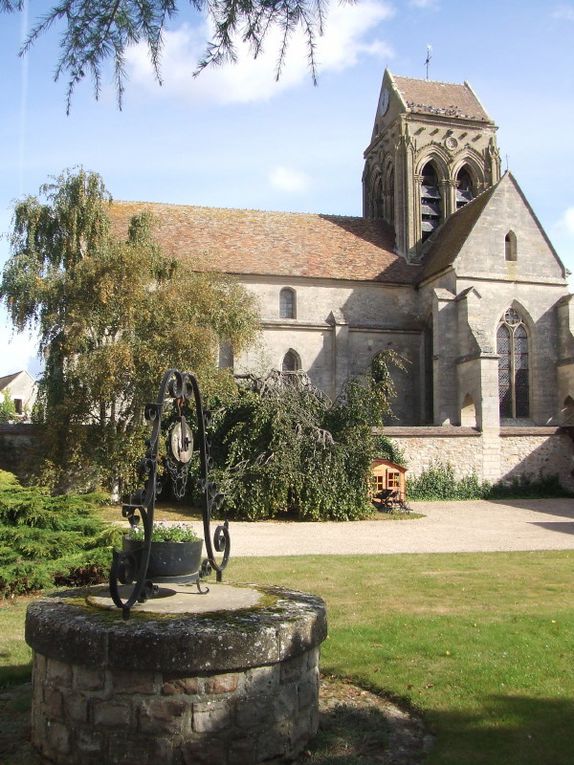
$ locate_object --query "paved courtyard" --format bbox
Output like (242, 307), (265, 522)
(196, 498), (574, 557)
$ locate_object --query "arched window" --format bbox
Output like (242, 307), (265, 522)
(384, 165), (395, 224)
(282, 350), (301, 373)
(497, 308), (529, 419)
(420, 162), (442, 241)
(279, 288), (296, 319)
(505, 231), (517, 261)
(456, 166), (474, 210)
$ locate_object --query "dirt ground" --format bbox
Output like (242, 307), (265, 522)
(0, 676), (431, 765)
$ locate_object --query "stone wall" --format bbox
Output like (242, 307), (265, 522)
(385, 426), (574, 490)
(0, 423), (37, 478)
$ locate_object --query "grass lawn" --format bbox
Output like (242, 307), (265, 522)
(2, 550), (574, 764)
(229, 551), (574, 765)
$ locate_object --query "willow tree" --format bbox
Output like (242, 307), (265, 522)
(0, 168), (258, 491)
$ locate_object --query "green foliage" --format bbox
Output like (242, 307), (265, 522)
(407, 460), (572, 501)
(487, 472), (572, 500)
(0, 168), (258, 492)
(406, 461), (487, 501)
(0, 470), (120, 596)
(208, 351), (403, 521)
(374, 434), (407, 467)
(0, 390), (17, 423)
(2, 0), (331, 111)
(126, 522), (201, 543)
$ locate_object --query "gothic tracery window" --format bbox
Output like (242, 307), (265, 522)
(420, 162), (442, 241)
(497, 308), (529, 419)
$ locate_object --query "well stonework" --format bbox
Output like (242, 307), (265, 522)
(26, 584), (327, 765)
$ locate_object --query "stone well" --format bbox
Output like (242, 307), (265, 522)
(25, 583), (327, 765)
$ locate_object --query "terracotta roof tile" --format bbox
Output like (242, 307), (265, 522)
(110, 202), (421, 285)
(393, 75), (492, 122)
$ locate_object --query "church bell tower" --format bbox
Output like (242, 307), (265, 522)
(363, 70), (501, 261)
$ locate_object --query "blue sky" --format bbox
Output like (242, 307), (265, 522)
(1, 0), (574, 376)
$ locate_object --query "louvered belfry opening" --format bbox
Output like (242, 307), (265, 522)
(456, 166), (474, 210)
(421, 162), (442, 241)
(497, 308), (529, 419)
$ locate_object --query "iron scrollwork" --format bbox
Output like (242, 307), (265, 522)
(109, 369), (230, 618)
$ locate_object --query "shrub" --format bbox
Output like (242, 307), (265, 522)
(0, 470), (120, 596)
(0, 391), (16, 424)
(206, 352), (405, 521)
(406, 461), (573, 501)
(374, 434), (407, 466)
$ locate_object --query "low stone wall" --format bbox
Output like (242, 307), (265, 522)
(384, 427), (482, 478)
(0, 423), (37, 478)
(384, 426), (574, 489)
(500, 429), (574, 488)
(26, 584), (327, 765)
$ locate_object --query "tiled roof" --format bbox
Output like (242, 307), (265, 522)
(420, 182), (499, 280)
(110, 202), (421, 284)
(392, 75), (492, 122)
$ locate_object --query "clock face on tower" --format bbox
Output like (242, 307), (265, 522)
(378, 87), (390, 116)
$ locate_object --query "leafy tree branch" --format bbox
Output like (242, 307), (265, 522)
(2, 0), (330, 111)
(0, 167), (259, 491)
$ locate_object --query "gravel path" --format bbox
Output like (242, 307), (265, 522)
(189, 498), (574, 556)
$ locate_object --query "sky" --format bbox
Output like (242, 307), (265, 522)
(1, 0), (574, 377)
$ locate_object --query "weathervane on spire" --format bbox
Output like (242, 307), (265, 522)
(425, 44), (432, 80)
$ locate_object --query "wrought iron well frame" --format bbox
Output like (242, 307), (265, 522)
(109, 368), (230, 618)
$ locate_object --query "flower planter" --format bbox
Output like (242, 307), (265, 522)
(122, 537), (203, 578)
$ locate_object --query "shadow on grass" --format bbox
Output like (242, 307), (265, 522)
(428, 694), (574, 765)
(0, 663), (32, 690)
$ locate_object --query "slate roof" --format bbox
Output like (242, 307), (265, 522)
(110, 202), (422, 285)
(392, 74), (492, 123)
(0, 371), (23, 391)
(420, 182), (499, 280)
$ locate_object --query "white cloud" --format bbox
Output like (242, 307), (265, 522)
(126, 1), (394, 105)
(0, 322), (39, 377)
(409, 0), (438, 8)
(269, 166), (311, 193)
(552, 5), (574, 21)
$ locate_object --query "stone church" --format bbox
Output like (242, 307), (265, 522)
(113, 70), (574, 487)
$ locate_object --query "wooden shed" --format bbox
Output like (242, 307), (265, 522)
(370, 459), (407, 506)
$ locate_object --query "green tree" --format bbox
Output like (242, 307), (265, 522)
(1, 0), (330, 111)
(0, 168), (258, 491)
(0, 391), (17, 424)
(208, 350), (404, 521)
